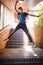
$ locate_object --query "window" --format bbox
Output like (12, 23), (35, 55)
(1, 3), (14, 29)
(1, 4), (5, 28)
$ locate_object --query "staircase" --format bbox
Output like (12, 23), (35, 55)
(0, 29), (43, 65)
(5, 29), (28, 48)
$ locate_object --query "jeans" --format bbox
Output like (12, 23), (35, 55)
(8, 23), (33, 43)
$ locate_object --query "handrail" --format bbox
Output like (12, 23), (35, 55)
(0, 38), (9, 42)
(0, 24), (11, 34)
(0, 24), (9, 32)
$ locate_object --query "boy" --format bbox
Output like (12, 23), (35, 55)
(8, 1), (39, 45)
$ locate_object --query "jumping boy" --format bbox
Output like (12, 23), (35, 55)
(8, 0), (39, 45)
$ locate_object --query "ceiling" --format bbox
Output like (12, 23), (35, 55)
(0, 0), (43, 12)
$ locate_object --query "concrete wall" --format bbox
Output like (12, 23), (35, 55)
(0, 25), (12, 51)
(0, 3), (1, 26)
(0, 25), (11, 41)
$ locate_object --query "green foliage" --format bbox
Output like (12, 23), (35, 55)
(38, 4), (43, 15)
(37, 15), (43, 24)
(37, 4), (43, 24)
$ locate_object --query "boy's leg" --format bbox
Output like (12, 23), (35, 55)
(8, 23), (21, 39)
(22, 24), (34, 43)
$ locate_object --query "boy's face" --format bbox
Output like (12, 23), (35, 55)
(18, 9), (23, 13)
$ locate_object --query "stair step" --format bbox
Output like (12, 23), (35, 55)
(6, 43), (24, 45)
(7, 40), (24, 43)
(5, 45), (23, 48)
(0, 58), (43, 64)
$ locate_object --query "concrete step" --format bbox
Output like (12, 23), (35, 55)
(0, 58), (43, 65)
(5, 44), (23, 48)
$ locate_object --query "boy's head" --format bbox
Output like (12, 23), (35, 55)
(18, 7), (23, 13)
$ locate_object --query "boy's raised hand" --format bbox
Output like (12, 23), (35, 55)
(16, 0), (19, 3)
(15, 0), (19, 13)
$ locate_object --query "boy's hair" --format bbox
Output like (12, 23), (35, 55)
(18, 7), (23, 11)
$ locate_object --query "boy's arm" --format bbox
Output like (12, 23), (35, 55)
(28, 10), (39, 12)
(27, 10), (40, 17)
(15, 0), (18, 13)
(28, 13), (40, 17)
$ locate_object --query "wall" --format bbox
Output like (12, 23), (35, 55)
(0, 4), (1, 21)
(0, 25), (12, 51)
(0, 3), (1, 29)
